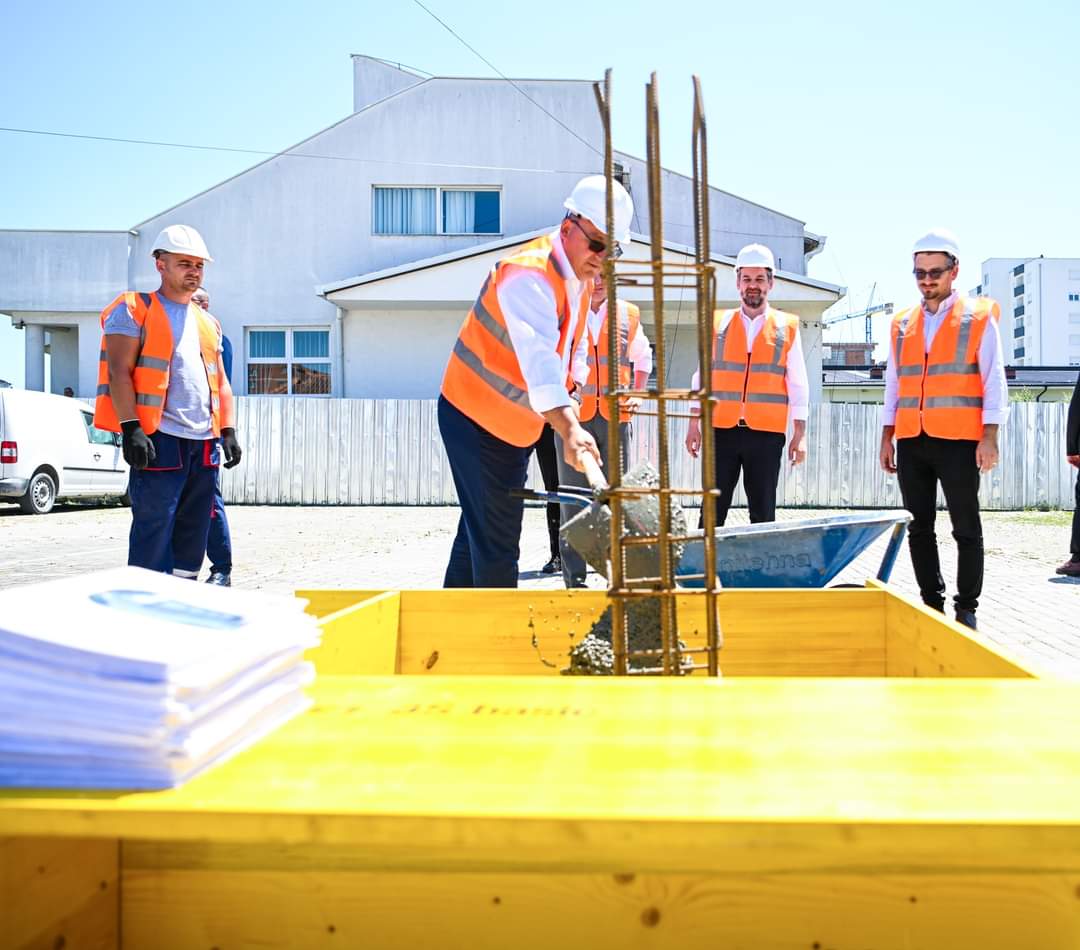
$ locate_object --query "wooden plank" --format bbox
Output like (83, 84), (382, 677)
(296, 589), (384, 619)
(874, 582), (1036, 678)
(5, 677), (1080, 868)
(394, 589), (887, 677)
(119, 863), (1080, 950)
(1, 836), (118, 950)
(308, 591), (400, 675)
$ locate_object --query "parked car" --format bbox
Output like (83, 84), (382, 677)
(0, 388), (129, 514)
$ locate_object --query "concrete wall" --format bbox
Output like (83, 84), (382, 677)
(352, 55), (425, 112)
(0, 231), (129, 311)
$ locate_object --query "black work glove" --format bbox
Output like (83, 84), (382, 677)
(120, 420), (156, 470)
(220, 427), (242, 469)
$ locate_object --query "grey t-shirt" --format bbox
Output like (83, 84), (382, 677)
(103, 293), (222, 439)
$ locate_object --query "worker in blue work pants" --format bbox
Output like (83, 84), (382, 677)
(127, 433), (220, 575)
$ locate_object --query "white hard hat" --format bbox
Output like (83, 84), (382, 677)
(151, 224), (214, 262)
(563, 175), (633, 245)
(912, 228), (959, 260)
(735, 243), (776, 271)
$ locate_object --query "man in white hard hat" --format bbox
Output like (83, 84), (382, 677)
(94, 225), (242, 578)
(685, 243), (809, 525)
(879, 228), (1007, 630)
(438, 175), (631, 587)
(555, 270), (652, 587)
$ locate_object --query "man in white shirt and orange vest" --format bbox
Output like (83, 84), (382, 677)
(880, 229), (1007, 631)
(556, 272), (652, 587)
(685, 243), (809, 525)
(95, 225), (242, 578)
(439, 176), (633, 587)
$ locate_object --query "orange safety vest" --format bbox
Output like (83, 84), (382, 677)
(892, 296), (996, 441)
(94, 291), (223, 436)
(441, 234), (588, 447)
(709, 308), (797, 433)
(579, 300), (642, 423)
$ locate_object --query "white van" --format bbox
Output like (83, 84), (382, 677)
(0, 389), (129, 514)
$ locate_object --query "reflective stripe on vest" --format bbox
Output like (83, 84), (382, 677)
(709, 308), (795, 433)
(579, 301), (640, 423)
(440, 234), (586, 447)
(94, 291), (223, 436)
(892, 296), (993, 441)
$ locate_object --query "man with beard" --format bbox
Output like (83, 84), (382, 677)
(685, 243), (808, 525)
(879, 229), (1007, 630)
(95, 225), (242, 576)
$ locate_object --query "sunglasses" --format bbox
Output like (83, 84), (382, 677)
(569, 216), (622, 258)
(913, 267), (953, 281)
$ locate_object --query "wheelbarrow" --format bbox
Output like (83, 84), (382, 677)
(675, 511), (912, 589)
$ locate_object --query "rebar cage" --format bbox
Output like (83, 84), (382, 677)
(593, 70), (722, 675)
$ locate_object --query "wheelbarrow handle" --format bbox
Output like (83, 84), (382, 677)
(509, 488), (592, 509)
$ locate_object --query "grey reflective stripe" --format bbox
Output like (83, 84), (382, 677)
(206, 361), (217, 375)
(897, 397), (921, 408)
(953, 299), (976, 363)
(748, 362), (785, 376)
(99, 348), (107, 362)
(581, 384), (599, 396)
(926, 361), (979, 376)
(712, 391), (743, 402)
(548, 249), (567, 279)
(894, 315), (909, 368)
(452, 338), (532, 409)
(770, 316), (788, 366)
(924, 395), (983, 409)
(711, 359), (745, 372)
(471, 290), (514, 353)
(97, 383), (110, 396)
(746, 392), (788, 405)
(135, 393), (164, 407)
(135, 355), (170, 371)
(596, 356), (631, 368)
(897, 365), (923, 377)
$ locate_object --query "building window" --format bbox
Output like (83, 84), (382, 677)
(1070, 334), (1080, 347)
(373, 186), (500, 235)
(247, 328), (331, 396)
(1069, 293), (1080, 302)
(1069, 313), (1080, 324)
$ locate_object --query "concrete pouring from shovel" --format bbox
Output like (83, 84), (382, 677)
(514, 455), (691, 673)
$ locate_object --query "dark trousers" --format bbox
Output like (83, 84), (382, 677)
(127, 431), (219, 576)
(1071, 470), (1080, 558)
(439, 396), (531, 588)
(702, 424), (786, 527)
(531, 424), (560, 560)
(555, 414), (630, 586)
(206, 471), (232, 574)
(896, 433), (983, 613)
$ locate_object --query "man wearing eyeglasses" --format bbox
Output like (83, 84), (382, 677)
(554, 271), (653, 587)
(438, 176), (633, 588)
(879, 229), (1008, 630)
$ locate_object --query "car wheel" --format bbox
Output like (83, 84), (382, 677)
(19, 471), (57, 515)
(119, 491), (132, 507)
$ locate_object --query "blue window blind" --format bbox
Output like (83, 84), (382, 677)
(373, 187), (436, 235)
(443, 190), (500, 234)
(249, 330), (286, 358)
(294, 330), (329, 359)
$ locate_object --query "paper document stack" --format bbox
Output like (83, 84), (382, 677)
(0, 567), (320, 790)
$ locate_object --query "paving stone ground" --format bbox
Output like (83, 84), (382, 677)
(2, 500), (1077, 677)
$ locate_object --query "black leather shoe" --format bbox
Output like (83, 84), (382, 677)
(206, 571), (232, 587)
(567, 576), (588, 589)
(954, 609), (977, 630)
(541, 555), (561, 575)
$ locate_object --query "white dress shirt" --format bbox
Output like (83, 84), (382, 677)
(571, 299), (654, 387)
(881, 291), (1009, 427)
(495, 231), (584, 415)
(689, 307), (809, 421)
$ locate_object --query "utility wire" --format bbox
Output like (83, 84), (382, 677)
(408, 0), (602, 159)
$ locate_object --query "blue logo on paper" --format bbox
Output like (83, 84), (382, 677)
(89, 590), (247, 630)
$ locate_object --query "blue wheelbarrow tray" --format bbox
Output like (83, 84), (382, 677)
(676, 510), (912, 589)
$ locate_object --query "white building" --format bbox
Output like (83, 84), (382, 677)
(971, 257), (1080, 366)
(1, 55), (842, 400)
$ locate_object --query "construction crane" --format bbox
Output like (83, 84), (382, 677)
(824, 283), (894, 345)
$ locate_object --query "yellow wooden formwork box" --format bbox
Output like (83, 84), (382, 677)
(5, 584), (1080, 950)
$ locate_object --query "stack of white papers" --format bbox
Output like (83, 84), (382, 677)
(0, 567), (320, 790)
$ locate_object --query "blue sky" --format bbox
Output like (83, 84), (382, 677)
(3, 0), (1077, 386)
